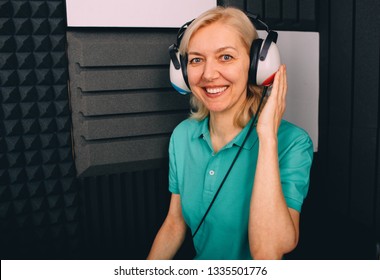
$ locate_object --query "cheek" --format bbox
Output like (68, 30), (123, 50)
(225, 68), (248, 85)
(187, 67), (202, 85)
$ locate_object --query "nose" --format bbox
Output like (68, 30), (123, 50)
(202, 59), (220, 82)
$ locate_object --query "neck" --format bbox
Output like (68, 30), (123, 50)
(209, 112), (242, 153)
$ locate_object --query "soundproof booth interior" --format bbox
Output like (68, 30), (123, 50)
(1, 0), (379, 260)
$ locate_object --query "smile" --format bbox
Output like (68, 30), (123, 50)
(205, 86), (228, 94)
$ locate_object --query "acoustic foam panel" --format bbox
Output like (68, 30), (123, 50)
(66, 30), (190, 177)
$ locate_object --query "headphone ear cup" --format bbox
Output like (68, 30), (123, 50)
(180, 54), (190, 89)
(169, 51), (191, 95)
(256, 41), (281, 86)
(249, 38), (263, 85)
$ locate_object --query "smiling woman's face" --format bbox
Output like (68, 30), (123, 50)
(187, 21), (250, 117)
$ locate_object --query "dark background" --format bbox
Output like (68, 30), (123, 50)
(1, 0), (379, 259)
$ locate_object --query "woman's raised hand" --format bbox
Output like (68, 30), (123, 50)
(256, 64), (288, 140)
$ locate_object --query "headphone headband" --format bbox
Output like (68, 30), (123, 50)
(246, 13), (270, 32)
(176, 19), (194, 46)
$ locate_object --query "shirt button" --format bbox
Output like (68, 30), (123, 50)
(209, 170), (215, 176)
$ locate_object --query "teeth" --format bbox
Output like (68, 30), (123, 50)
(206, 87), (227, 94)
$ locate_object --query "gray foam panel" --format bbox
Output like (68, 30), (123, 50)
(67, 29), (190, 177)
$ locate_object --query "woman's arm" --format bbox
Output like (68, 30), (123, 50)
(147, 194), (187, 260)
(248, 65), (300, 259)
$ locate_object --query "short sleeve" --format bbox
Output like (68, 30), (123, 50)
(279, 134), (313, 212)
(168, 134), (180, 194)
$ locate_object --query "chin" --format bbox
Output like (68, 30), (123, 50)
(207, 106), (227, 114)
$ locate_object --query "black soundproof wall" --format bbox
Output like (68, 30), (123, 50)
(0, 0), (80, 258)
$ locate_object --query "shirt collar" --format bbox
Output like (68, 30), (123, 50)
(193, 117), (258, 151)
(193, 117), (210, 140)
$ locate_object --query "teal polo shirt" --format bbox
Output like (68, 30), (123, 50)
(168, 117), (313, 260)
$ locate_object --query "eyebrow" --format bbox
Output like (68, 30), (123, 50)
(188, 46), (239, 55)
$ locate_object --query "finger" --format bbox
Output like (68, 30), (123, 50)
(277, 65), (284, 103)
(273, 65), (285, 112)
(282, 65), (287, 100)
(282, 65), (288, 111)
(270, 66), (280, 99)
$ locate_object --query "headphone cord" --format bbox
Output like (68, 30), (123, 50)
(192, 86), (269, 239)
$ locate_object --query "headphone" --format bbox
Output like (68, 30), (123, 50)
(168, 13), (281, 95)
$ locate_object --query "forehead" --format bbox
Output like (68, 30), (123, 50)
(188, 22), (245, 52)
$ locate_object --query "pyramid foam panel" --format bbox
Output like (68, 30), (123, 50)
(0, 0), (79, 258)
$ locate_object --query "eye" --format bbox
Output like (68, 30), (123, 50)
(221, 54), (233, 61)
(189, 57), (202, 64)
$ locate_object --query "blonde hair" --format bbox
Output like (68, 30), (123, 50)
(179, 6), (265, 128)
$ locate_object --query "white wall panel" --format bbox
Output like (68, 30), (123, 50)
(66, 0), (216, 27)
(258, 31), (320, 151)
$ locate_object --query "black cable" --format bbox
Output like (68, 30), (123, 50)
(192, 86), (269, 238)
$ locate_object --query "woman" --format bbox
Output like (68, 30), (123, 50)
(147, 6), (313, 260)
